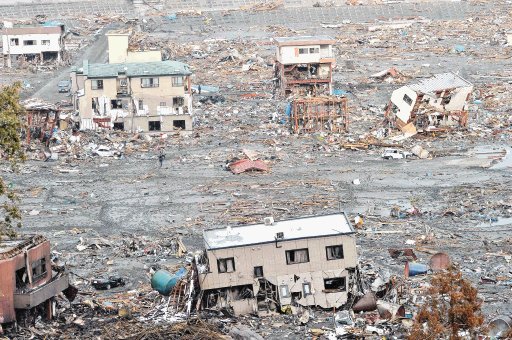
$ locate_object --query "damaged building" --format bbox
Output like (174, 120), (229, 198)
(273, 36), (335, 97)
(0, 235), (70, 325)
(289, 96), (349, 134)
(385, 72), (473, 133)
(71, 59), (193, 132)
(1, 22), (65, 67)
(196, 213), (358, 315)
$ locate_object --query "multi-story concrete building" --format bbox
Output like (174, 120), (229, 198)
(1, 24), (64, 67)
(71, 59), (193, 132)
(196, 213), (358, 315)
(273, 36), (336, 97)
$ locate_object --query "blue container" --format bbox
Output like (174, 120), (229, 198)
(151, 267), (188, 295)
(405, 262), (428, 277)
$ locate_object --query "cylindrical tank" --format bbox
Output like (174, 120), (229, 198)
(151, 267), (187, 296)
(488, 315), (512, 337)
(405, 262), (428, 277)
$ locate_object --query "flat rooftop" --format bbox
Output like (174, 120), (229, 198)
(273, 35), (336, 46)
(204, 213), (354, 250)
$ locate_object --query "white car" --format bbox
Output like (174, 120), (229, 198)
(382, 148), (412, 159)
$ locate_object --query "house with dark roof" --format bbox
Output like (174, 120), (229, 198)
(385, 72), (473, 133)
(70, 59), (193, 132)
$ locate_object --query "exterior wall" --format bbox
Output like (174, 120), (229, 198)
(107, 34), (129, 63)
(200, 234), (357, 290)
(79, 77), (117, 120)
(1, 33), (61, 55)
(127, 114), (192, 132)
(424, 86), (472, 112)
(130, 75), (187, 114)
(277, 45), (324, 64)
(390, 86), (419, 123)
(0, 241), (52, 324)
(126, 51), (161, 63)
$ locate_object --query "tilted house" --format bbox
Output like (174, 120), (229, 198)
(196, 214), (358, 315)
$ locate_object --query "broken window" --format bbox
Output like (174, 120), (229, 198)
(173, 97), (184, 107)
(91, 79), (103, 90)
(254, 266), (264, 278)
(159, 102), (167, 107)
(285, 248), (309, 265)
(15, 267), (29, 288)
(403, 94), (413, 106)
(113, 122), (124, 130)
(148, 121), (161, 131)
(173, 120), (186, 130)
(23, 40), (36, 45)
(111, 99), (122, 109)
(138, 100), (144, 111)
(326, 245), (344, 260)
(298, 48), (309, 55)
(41, 40), (50, 45)
(217, 257), (235, 273)
(172, 76), (183, 87)
(10, 38), (19, 46)
(31, 257), (47, 281)
(441, 95), (452, 105)
(279, 285), (290, 298)
(323, 277), (346, 292)
(141, 77), (159, 88)
(303, 283), (312, 296)
(309, 47), (319, 54)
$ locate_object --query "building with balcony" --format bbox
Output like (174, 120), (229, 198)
(71, 59), (193, 132)
(0, 235), (69, 325)
(273, 36), (336, 97)
(196, 213), (358, 315)
(1, 23), (65, 67)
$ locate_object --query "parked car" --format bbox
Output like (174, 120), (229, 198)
(58, 80), (71, 93)
(382, 148), (412, 160)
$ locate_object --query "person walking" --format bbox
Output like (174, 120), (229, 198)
(158, 151), (166, 168)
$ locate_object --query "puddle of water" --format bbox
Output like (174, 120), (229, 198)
(475, 217), (512, 228)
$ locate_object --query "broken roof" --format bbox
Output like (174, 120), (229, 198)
(203, 213), (354, 250)
(0, 235), (47, 260)
(79, 59), (192, 78)
(408, 72), (472, 94)
(273, 35), (336, 46)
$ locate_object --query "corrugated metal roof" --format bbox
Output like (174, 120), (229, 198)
(408, 72), (472, 94)
(203, 213), (354, 250)
(83, 60), (192, 78)
(273, 35), (335, 46)
(2, 26), (62, 35)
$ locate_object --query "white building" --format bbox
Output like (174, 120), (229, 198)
(1, 24), (64, 67)
(273, 36), (336, 97)
(385, 72), (473, 132)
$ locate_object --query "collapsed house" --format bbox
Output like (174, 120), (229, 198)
(0, 235), (70, 325)
(21, 99), (61, 144)
(1, 22), (65, 67)
(273, 36), (336, 97)
(385, 72), (473, 133)
(289, 96), (349, 134)
(196, 213), (358, 315)
(71, 59), (193, 132)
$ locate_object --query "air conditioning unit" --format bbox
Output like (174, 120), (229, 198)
(264, 216), (274, 226)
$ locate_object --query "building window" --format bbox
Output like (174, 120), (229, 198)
(173, 120), (186, 130)
(10, 38), (19, 46)
(23, 40), (36, 46)
(298, 48), (309, 55)
(217, 257), (235, 273)
(91, 79), (103, 90)
(159, 102), (167, 107)
(441, 95), (452, 105)
(309, 47), (319, 54)
(172, 76), (183, 87)
(279, 285), (290, 298)
(141, 77), (159, 88)
(323, 277), (346, 292)
(113, 122), (124, 130)
(326, 245), (344, 260)
(138, 100), (144, 111)
(403, 94), (413, 106)
(111, 99), (122, 109)
(148, 121), (161, 131)
(41, 40), (50, 45)
(254, 266), (264, 278)
(173, 97), (184, 107)
(31, 257), (47, 281)
(285, 248), (309, 264)
(303, 283), (312, 296)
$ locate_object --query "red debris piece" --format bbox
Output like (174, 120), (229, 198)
(229, 159), (269, 174)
